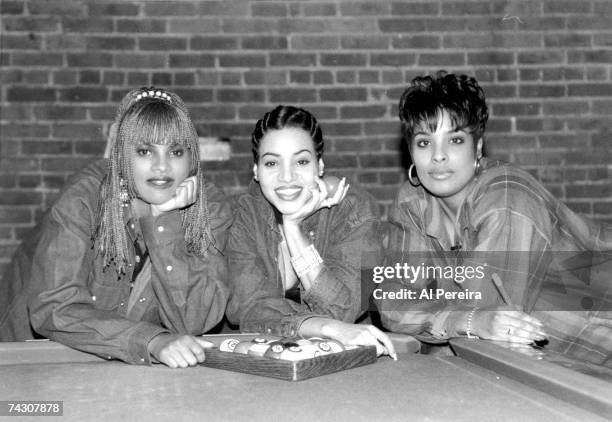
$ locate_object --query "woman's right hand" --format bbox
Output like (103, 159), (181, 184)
(470, 306), (547, 344)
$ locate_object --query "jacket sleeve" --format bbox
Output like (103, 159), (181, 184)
(29, 172), (231, 365)
(226, 192), (382, 337)
(377, 182), (553, 343)
(29, 173), (166, 364)
(300, 194), (383, 322)
(142, 180), (231, 337)
(376, 198), (457, 342)
(224, 202), (316, 338)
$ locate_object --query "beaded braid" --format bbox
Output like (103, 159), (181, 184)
(95, 87), (214, 275)
(251, 105), (324, 163)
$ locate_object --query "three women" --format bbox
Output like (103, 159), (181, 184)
(3, 76), (609, 367)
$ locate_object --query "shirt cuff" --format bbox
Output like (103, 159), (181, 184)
(301, 267), (345, 307)
(241, 313), (327, 338)
(127, 322), (170, 365)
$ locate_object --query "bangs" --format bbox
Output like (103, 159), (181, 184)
(404, 91), (473, 137)
(118, 101), (198, 150)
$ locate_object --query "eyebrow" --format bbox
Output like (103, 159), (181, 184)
(261, 149), (313, 158)
(413, 128), (467, 136)
(135, 142), (182, 148)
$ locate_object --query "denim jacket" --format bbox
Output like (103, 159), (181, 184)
(379, 159), (612, 365)
(226, 180), (383, 337)
(0, 160), (232, 364)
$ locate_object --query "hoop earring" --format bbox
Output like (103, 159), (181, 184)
(119, 178), (130, 207)
(408, 164), (420, 186)
(474, 156), (482, 175)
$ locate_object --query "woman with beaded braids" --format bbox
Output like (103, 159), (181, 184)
(0, 88), (232, 368)
(378, 71), (612, 366)
(226, 105), (396, 358)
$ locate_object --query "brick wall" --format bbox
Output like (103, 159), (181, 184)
(2, 0), (612, 275)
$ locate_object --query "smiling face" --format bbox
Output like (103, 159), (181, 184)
(130, 142), (192, 205)
(411, 111), (482, 212)
(254, 127), (323, 215)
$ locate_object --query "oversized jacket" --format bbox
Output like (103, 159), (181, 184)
(0, 159), (232, 364)
(226, 180), (383, 337)
(378, 158), (612, 366)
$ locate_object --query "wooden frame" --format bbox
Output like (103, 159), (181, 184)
(200, 344), (377, 381)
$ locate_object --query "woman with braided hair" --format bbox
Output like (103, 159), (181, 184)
(0, 87), (232, 368)
(226, 105), (396, 358)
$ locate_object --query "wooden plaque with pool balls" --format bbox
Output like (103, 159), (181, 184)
(199, 336), (377, 381)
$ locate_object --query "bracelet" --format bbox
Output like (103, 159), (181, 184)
(466, 308), (479, 339)
(290, 244), (323, 277)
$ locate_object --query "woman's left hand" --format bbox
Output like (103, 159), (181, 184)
(151, 176), (198, 217)
(283, 177), (349, 225)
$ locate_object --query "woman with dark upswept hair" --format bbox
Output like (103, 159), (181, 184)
(0, 87), (232, 368)
(378, 71), (612, 367)
(226, 105), (396, 357)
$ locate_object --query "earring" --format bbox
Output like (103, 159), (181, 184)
(474, 156), (482, 175)
(408, 164), (420, 186)
(119, 178), (130, 207)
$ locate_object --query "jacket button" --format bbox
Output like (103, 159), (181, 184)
(157, 226), (164, 232)
(166, 265), (173, 272)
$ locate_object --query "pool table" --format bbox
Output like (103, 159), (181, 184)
(0, 335), (609, 421)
